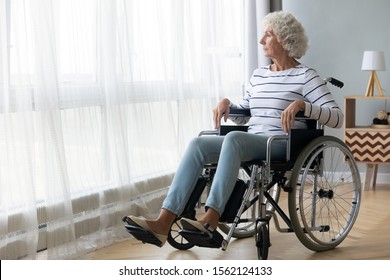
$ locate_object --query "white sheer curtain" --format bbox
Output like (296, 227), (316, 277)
(0, 0), (244, 259)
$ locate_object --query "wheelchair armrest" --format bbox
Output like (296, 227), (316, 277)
(198, 108), (250, 136)
(198, 125), (248, 136)
(229, 108), (251, 117)
(295, 111), (322, 130)
(219, 125), (248, 136)
(295, 111), (305, 118)
(198, 129), (219, 136)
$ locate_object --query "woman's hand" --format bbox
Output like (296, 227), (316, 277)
(213, 98), (230, 129)
(281, 100), (305, 132)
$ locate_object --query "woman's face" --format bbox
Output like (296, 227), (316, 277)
(259, 27), (286, 60)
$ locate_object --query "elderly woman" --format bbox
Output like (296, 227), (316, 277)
(123, 11), (343, 247)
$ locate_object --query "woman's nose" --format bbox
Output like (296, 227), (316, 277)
(259, 36), (265, 45)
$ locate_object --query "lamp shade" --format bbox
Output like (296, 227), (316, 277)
(361, 51), (386, 71)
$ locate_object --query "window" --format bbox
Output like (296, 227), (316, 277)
(1, 0), (244, 259)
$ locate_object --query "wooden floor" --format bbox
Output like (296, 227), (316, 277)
(76, 184), (390, 260)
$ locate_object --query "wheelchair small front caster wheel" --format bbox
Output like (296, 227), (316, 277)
(256, 224), (270, 260)
(167, 218), (195, 250)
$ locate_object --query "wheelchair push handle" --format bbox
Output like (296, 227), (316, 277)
(324, 77), (344, 88)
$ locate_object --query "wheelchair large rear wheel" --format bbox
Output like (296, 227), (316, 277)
(288, 136), (361, 252)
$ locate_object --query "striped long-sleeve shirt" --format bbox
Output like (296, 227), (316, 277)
(229, 64), (344, 135)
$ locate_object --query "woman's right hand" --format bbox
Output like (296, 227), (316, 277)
(213, 98), (230, 129)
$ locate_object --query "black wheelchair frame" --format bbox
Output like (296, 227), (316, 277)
(166, 78), (362, 260)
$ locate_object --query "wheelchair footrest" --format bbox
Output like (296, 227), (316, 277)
(124, 224), (163, 247)
(179, 229), (223, 248)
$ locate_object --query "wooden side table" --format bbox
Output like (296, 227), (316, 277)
(344, 96), (390, 190)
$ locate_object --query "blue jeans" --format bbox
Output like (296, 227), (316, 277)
(162, 131), (287, 216)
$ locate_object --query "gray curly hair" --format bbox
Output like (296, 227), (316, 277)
(262, 11), (308, 59)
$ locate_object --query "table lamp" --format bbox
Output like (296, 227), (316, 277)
(361, 51), (386, 96)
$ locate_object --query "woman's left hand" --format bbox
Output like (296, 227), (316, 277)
(281, 100), (305, 133)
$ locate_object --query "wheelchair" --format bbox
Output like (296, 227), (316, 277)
(166, 78), (362, 260)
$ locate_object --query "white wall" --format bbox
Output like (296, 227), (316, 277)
(283, 0), (390, 179)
